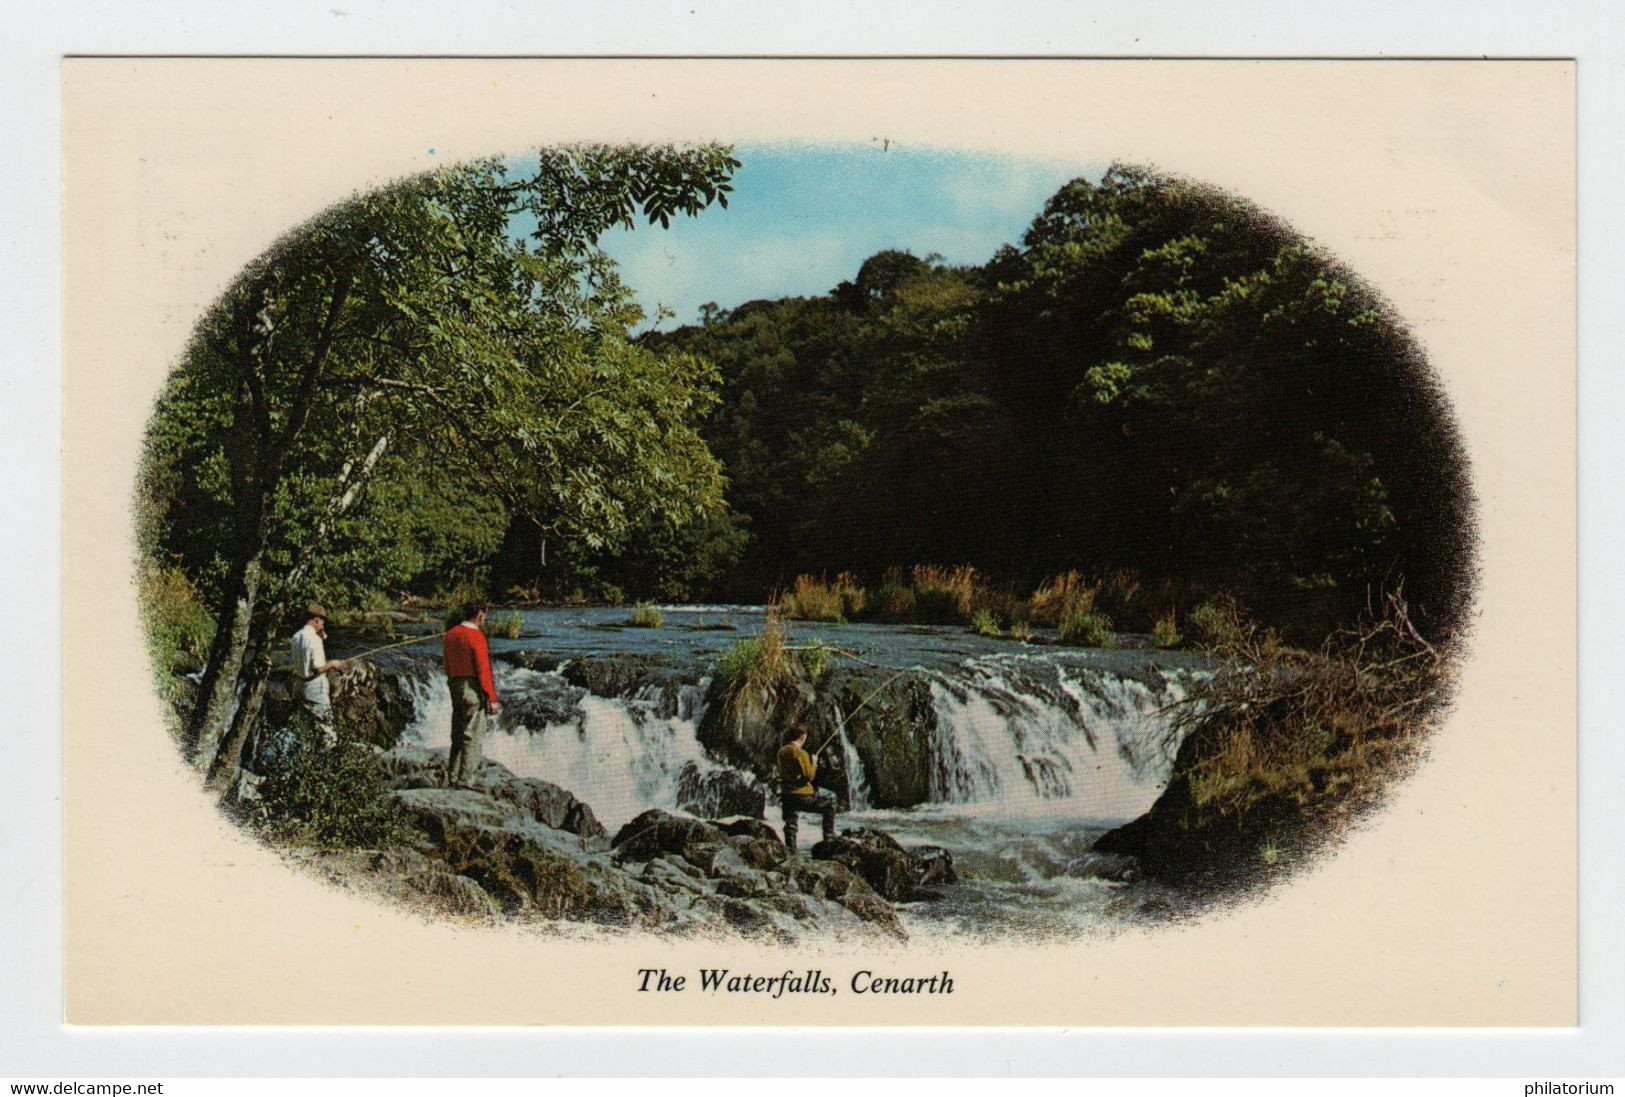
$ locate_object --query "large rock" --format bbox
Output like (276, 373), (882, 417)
(379, 747), (606, 840)
(677, 763), (769, 819)
(404, 870), (501, 917)
(610, 809), (726, 865)
(828, 668), (936, 808)
(811, 828), (958, 902)
(559, 653), (687, 704)
(811, 831), (916, 901)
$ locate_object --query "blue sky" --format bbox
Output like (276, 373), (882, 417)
(599, 143), (1106, 331)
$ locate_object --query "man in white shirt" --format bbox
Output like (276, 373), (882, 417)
(291, 603), (344, 746)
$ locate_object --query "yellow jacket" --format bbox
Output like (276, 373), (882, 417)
(776, 741), (817, 796)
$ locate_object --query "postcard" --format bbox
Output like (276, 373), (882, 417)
(61, 58), (1575, 1025)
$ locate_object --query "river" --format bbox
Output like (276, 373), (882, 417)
(350, 604), (1210, 938)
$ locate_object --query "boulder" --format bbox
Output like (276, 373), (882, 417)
(610, 809), (726, 868)
(829, 669), (936, 808)
(677, 764), (769, 820)
(378, 748), (606, 841)
(811, 833), (916, 902)
(811, 828), (957, 902)
(712, 816), (782, 843)
(908, 844), (959, 887)
(559, 653), (687, 702)
(730, 834), (791, 872)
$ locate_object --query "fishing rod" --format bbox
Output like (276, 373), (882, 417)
(337, 631), (445, 663)
(810, 665), (917, 757)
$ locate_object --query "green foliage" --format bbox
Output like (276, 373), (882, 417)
(482, 610), (524, 639)
(255, 718), (410, 849)
(141, 142), (740, 632)
(716, 614), (795, 723)
(137, 563), (216, 680)
(1057, 607), (1116, 648)
(647, 163), (1469, 641)
(1150, 609), (1182, 649)
(1188, 596), (1247, 651)
(968, 609), (1002, 638)
(796, 639), (834, 681)
(627, 602), (664, 628)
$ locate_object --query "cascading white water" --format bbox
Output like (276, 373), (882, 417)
(922, 656), (1196, 821)
(400, 664), (735, 833)
(394, 647), (1201, 834)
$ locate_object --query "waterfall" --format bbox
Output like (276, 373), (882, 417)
(922, 655), (1196, 821)
(400, 664), (740, 833)
(392, 646), (1203, 834)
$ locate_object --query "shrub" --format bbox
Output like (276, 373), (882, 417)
(137, 563), (217, 680)
(869, 581), (917, 623)
(627, 602), (663, 628)
(255, 715), (409, 849)
(1027, 571), (1099, 629)
(482, 609), (524, 639)
(1188, 596), (1247, 651)
(1096, 568), (1143, 624)
(717, 613), (793, 722)
(1057, 607), (1116, 648)
(1151, 609), (1182, 648)
(910, 564), (978, 624)
(1176, 592), (1445, 829)
(968, 608), (1002, 637)
(780, 574), (849, 622)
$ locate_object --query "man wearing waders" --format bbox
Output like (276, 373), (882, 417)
(442, 602), (501, 787)
(776, 726), (838, 853)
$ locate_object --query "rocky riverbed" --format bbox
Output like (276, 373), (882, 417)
(268, 741), (953, 942)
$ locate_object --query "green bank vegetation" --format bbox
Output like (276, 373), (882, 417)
(1177, 592), (1445, 840)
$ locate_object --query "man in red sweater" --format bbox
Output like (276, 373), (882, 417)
(442, 601), (501, 787)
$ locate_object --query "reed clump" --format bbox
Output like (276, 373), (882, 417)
(482, 609), (524, 639)
(627, 602), (664, 628)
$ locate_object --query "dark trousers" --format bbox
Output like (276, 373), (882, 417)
(780, 791), (838, 851)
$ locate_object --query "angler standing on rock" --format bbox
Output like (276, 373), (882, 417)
(776, 725), (839, 853)
(443, 601), (501, 787)
(291, 603), (345, 747)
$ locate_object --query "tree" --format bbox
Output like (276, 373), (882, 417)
(146, 144), (740, 791)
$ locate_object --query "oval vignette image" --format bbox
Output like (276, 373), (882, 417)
(135, 143), (1477, 944)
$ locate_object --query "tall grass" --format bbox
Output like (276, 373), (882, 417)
(627, 602), (664, 628)
(1026, 571), (1099, 629)
(1057, 606), (1115, 648)
(780, 572), (866, 623)
(907, 564), (978, 624)
(482, 610), (524, 639)
(716, 612), (796, 724)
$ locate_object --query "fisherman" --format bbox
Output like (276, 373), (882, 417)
(290, 603), (345, 747)
(443, 601), (501, 787)
(776, 725), (839, 853)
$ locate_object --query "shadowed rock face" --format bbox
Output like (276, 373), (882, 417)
(695, 662), (934, 810)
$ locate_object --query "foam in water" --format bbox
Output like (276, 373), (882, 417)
(401, 665), (729, 833)
(923, 656), (1193, 821)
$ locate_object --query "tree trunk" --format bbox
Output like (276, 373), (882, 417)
(205, 621), (274, 795)
(184, 553), (263, 771)
(201, 432), (391, 795)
